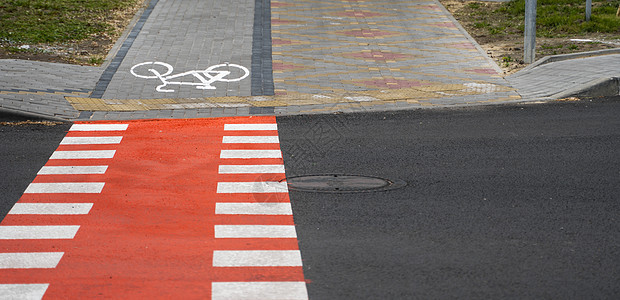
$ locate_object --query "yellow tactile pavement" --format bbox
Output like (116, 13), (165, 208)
(66, 82), (516, 111)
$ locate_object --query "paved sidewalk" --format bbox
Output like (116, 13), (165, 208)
(507, 53), (620, 99)
(101, 0), (256, 100)
(0, 60), (99, 119)
(0, 0), (618, 120)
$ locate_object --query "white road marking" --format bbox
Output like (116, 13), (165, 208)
(50, 150), (116, 159)
(217, 182), (288, 193)
(24, 182), (104, 194)
(8, 203), (93, 215)
(0, 225), (80, 239)
(218, 164), (285, 174)
(130, 62), (249, 93)
(224, 124), (278, 131)
(0, 284), (49, 300)
(38, 165), (108, 175)
(69, 124), (128, 131)
(212, 250), (303, 267)
(214, 225), (297, 238)
(0, 252), (64, 269)
(212, 282), (308, 300)
(215, 202), (292, 215)
(60, 136), (123, 145)
(222, 136), (279, 144)
(220, 150), (281, 159)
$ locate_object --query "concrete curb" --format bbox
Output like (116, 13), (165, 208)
(0, 107), (70, 122)
(552, 77), (620, 99)
(520, 48), (620, 73)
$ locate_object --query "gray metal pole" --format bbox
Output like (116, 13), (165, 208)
(586, 0), (592, 21)
(524, 0), (537, 64)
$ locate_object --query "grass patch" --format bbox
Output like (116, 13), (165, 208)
(483, 0), (620, 37)
(0, 0), (141, 65)
(0, 0), (138, 44)
(443, 0), (620, 74)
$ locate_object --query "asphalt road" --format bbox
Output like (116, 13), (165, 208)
(276, 97), (620, 299)
(0, 112), (71, 220)
(1, 98), (619, 299)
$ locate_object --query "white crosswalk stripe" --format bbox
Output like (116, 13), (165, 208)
(0, 252), (64, 269)
(69, 124), (128, 131)
(50, 150), (116, 159)
(224, 124), (278, 131)
(215, 202), (292, 215)
(214, 225), (297, 238)
(0, 226), (80, 239)
(217, 182), (288, 193)
(37, 165), (108, 175)
(212, 250), (303, 267)
(24, 182), (104, 194)
(218, 164), (285, 174)
(212, 282), (308, 300)
(220, 150), (281, 159)
(0, 284), (49, 300)
(9, 203), (93, 215)
(60, 136), (123, 145)
(222, 136), (279, 143)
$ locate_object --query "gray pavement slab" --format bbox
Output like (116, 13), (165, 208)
(101, 0), (255, 100)
(0, 59), (100, 119)
(507, 54), (620, 99)
(0, 59), (101, 92)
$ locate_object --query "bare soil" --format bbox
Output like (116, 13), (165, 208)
(440, 0), (620, 75)
(0, 1), (144, 66)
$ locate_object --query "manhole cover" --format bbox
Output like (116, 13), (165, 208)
(285, 174), (406, 193)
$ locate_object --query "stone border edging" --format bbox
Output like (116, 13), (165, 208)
(520, 48), (620, 73)
(0, 107), (70, 122)
(90, 0), (160, 98)
(101, 0), (150, 70)
(552, 77), (620, 99)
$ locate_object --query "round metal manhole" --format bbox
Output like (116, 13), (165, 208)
(285, 174), (406, 193)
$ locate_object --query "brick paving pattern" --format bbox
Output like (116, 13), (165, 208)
(0, 0), (618, 120)
(0, 60), (100, 119)
(270, 0), (516, 104)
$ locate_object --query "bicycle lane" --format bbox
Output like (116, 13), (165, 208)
(0, 117), (308, 299)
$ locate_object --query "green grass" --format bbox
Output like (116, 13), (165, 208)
(88, 55), (105, 64)
(465, 0), (620, 38)
(0, 0), (137, 44)
(496, 0), (620, 37)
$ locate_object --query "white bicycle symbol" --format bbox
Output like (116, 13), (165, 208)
(130, 62), (249, 93)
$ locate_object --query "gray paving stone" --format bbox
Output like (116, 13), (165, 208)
(506, 54), (620, 99)
(102, 0), (255, 100)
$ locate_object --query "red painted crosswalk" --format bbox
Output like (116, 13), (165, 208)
(0, 117), (307, 299)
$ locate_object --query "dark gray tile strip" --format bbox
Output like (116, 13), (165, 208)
(0, 88), (91, 94)
(90, 0), (160, 98)
(251, 0), (274, 96)
(78, 111), (94, 119)
(249, 106), (275, 114)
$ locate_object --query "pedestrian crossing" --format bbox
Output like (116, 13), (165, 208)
(0, 122), (128, 299)
(0, 117), (307, 299)
(213, 120), (307, 299)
